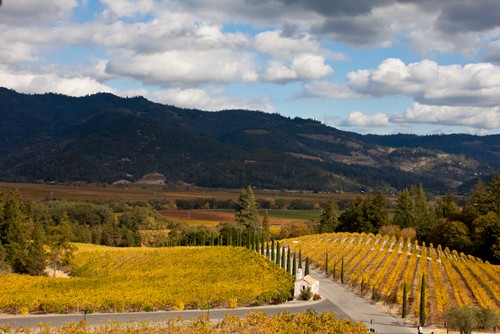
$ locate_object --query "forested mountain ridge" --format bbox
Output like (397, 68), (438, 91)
(0, 87), (497, 193)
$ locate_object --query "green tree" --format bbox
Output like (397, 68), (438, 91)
(428, 220), (472, 254)
(337, 198), (369, 233)
(340, 257), (344, 284)
(298, 247), (302, 269)
(337, 194), (388, 233)
(435, 192), (461, 221)
(276, 241), (281, 266)
(47, 213), (76, 277)
(286, 247), (291, 273)
(419, 275), (426, 326)
(319, 201), (338, 233)
(262, 210), (271, 240)
(412, 184), (432, 239)
(366, 193), (389, 229)
(472, 212), (500, 263)
(392, 188), (414, 228)
(475, 307), (499, 331)
(305, 257), (310, 276)
(235, 186), (259, 233)
(24, 220), (47, 276)
(402, 281), (408, 318)
(1, 191), (31, 274)
(281, 245), (286, 269)
(325, 251), (329, 276)
(292, 252), (297, 276)
(445, 306), (478, 334)
(489, 174), (500, 215)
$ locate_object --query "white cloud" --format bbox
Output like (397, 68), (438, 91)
(261, 61), (298, 82)
(106, 49), (258, 85)
(340, 111), (393, 127)
(100, 0), (155, 19)
(302, 81), (362, 99)
(254, 30), (321, 58)
(0, 0), (77, 25)
(292, 54), (333, 79)
(347, 59), (500, 107)
(392, 103), (500, 129)
(261, 54), (332, 83)
(147, 88), (275, 112)
(0, 66), (115, 96)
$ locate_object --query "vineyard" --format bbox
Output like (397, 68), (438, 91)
(0, 311), (367, 334)
(0, 244), (293, 314)
(283, 232), (500, 325)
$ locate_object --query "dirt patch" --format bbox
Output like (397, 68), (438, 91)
(44, 267), (70, 278)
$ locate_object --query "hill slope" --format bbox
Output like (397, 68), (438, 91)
(0, 87), (497, 193)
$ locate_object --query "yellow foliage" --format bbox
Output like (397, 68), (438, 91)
(283, 232), (500, 324)
(0, 244), (293, 314)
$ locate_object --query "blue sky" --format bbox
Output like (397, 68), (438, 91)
(1, 0), (500, 135)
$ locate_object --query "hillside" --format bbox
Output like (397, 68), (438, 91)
(0, 244), (293, 313)
(283, 232), (500, 325)
(0, 87), (497, 193)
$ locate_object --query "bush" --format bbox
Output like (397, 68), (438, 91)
(299, 287), (313, 301)
(445, 306), (499, 334)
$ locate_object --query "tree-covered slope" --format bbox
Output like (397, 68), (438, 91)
(0, 88), (497, 193)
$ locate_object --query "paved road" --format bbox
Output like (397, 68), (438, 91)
(0, 299), (342, 328)
(1, 270), (417, 333)
(309, 270), (416, 334)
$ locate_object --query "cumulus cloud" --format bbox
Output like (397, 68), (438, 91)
(340, 111), (393, 127)
(392, 103), (500, 129)
(261, 54), (332, 83)
(347, 58), (500, 107)
(0, 0), (77, 25)
(0, 66), (115, 96)
(302, 81), (362, 99)
(254, 30), (321, 58)
(435, 0), (500, 34)
(148, 87), (275, 112)
(100, 0), (155, 20)
(106, 49), (258, 85)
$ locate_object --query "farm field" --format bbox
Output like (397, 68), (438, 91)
(160, 209), (319, 227)
(283, 232), (500, 326)
(0, 182), (370, 203)
(0, 244), (293, 314)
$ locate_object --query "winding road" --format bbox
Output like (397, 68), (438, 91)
(1, 270), (417, 333)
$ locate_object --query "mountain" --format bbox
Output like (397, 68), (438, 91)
(0, 87), (497, 194)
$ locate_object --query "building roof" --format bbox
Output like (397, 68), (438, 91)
(303, 275), (318, 285)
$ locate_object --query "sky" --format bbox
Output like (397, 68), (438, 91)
(1, 0), (500, 135)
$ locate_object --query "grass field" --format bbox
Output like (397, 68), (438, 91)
(0, 244), (293, 314)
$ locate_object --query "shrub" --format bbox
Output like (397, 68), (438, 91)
(300, 287), (313, 301)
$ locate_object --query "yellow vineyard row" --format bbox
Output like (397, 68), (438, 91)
(283, 232), (500, 325)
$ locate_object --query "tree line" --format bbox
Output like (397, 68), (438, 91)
(1, 174), (499, 276)
(317, 175), (499, 264)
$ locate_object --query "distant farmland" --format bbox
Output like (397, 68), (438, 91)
(0, 182), (369, 203)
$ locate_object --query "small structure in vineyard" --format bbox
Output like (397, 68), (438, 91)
(294, 268), (319, 300)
